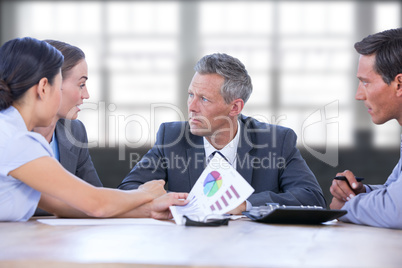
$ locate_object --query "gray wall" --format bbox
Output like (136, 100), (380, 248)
(90, 146), (400, 208)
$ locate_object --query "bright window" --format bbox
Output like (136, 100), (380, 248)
(5, 0), (401, 151)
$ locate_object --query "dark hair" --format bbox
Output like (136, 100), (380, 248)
(0, 37), (64, 111)
(44, 40), (85, 79)
(194, 53), (253, 104)
(354, 27), (402, 85)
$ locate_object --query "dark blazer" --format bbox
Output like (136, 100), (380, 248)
(35, 119), (102, 216)
(119, 114), (326, 207)
(56, 119), (102, 187)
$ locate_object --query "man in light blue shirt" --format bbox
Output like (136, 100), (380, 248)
(329, 27), (402, 229)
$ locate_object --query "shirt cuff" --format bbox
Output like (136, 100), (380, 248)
(245, 200), (252, 211)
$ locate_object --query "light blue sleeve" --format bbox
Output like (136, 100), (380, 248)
(0, 132), (52, 221)
(339, 159), (402, 229)
(0, 132), (53, 176)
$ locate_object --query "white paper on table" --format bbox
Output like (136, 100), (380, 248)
(170, 153), (254, 225)
(37, 218), (174, 226)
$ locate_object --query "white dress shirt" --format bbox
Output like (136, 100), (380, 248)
(203, 120), (252, 211)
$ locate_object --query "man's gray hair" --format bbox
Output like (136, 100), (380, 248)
(194, 53), (253, 104)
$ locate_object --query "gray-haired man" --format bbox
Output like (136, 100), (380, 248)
(119, 53), (326, 214)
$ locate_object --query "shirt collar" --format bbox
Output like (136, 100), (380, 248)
(3, 106), (28, 131)
(203, 120), (241, 166)
(50, 131), (60, 161)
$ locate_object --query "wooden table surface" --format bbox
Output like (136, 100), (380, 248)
(1, 217), (401, 268)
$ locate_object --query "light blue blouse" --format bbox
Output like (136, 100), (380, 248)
(0, 106), (53, 221)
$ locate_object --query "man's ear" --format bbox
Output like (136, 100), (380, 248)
(229, 98), (244, 117)
(36, 77), (49, 100)
(396, 74), (402, 97)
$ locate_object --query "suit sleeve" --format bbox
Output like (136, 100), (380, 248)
(74, 121), (103, 187)
(118, 124), (168, 190)
(248, 128), (327, 207)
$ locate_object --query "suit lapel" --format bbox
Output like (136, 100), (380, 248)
(236, 116), (254, 184)
(56, 120), (77, 174)
(185, 116), (255, 187)
(186, 131), (205, 188)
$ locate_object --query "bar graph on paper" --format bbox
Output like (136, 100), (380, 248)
(209, 186), (240, 212)
(169, 153), (254, 224)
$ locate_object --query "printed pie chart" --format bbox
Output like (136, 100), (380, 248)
(203, 171), (222, 197)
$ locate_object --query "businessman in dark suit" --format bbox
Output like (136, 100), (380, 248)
(119, 53), (326, 214)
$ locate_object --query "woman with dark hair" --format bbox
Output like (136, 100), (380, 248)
(0, 37), (187, 221)
(34, 40), (102, 189)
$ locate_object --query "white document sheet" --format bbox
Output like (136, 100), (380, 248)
(37, 218), (174, 226)
(170, 153), (254, 225)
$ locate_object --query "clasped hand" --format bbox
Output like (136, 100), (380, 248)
(138, 180), (189, 219)
(330, 170), (365, 209)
